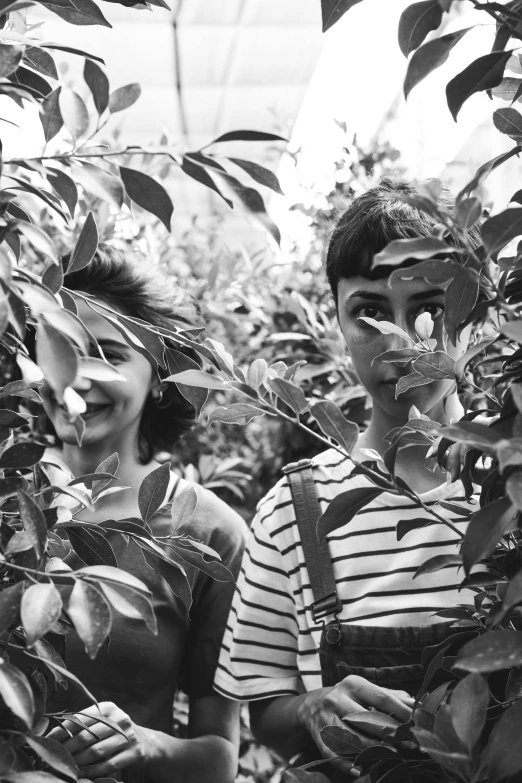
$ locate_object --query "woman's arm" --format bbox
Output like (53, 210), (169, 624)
(250, 676), (414, 773)
(47, 695), (240, 783)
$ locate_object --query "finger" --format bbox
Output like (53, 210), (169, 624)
(341, 676), (412, 722)
(61, 724), (113, 756)
(46, 727), (70, 743)
(443, 443), (461, 482)
(80, 748), (137, 779)
(381, 687), (415, 707)
(74, 735), (126, 769)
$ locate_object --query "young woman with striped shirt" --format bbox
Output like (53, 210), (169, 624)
(214, 179), (482, 777)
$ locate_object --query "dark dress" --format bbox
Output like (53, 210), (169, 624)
(51, 477), (246, 737)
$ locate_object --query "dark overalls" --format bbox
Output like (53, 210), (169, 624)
(283, 460), (474, 776)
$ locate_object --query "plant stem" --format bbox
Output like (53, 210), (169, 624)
(5, 146), (181, 166)
(470, 0), (522, 39)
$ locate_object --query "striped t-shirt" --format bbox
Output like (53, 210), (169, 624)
(214, 448), (477, 701)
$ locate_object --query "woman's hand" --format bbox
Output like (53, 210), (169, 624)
(47, 701), (154, 778)
(296, 675), (414, 772)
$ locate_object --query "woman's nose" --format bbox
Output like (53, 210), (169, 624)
(71, 374), (92, 392)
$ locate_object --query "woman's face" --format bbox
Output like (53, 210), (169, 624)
(337, 275), (471, 420)
(42, 300), (157, 448)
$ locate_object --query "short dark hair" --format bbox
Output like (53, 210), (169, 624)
(60, 246), (204, 463)
(325, 177), (482, 302)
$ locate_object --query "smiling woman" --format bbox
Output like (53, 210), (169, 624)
(31, 247), (246, 783)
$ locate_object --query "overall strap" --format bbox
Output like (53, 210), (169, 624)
(283, 459), (341, 623)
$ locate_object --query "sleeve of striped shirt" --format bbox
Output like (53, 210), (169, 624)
(214, 503), (303, 701)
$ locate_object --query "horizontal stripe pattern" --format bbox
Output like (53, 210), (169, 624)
(214, 449), (476, 701)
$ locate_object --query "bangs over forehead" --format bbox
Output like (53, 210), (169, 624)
(325, 177), (481, 301)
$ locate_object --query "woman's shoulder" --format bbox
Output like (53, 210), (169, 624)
(152, 473), (247, 567)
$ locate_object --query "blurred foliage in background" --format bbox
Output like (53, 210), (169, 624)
(19, 124), (404, 518)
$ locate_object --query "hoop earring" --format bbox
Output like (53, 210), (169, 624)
(151, 387), (171, 409)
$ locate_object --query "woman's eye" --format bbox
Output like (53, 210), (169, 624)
(356, 305), (386, 321)
(416, 304), (444, 319)
(104, 351), (124, 365)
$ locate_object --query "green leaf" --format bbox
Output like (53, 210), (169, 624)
(395, 372), (433, 397)
(372, 348), (420, 366)
(36, 320), (78, 401)
(165, 369), (229, 390)
(247, 358), (268, 388)
(444, 276), (480, 346)
(481, 207), (522, 256)
(18, 221), (58, 262)
(268, 377), (308, 414)
(0, 582), (24, 635)
(458, 146), (521, 200)
(404, 28), (471, 98)
(138, 462), (171, 522)
(357, 317), (412, 343)
(18, 490), (47, 559)
(216, 172), (281, 245)
(83, 58), (109, 115)
(461, 497), (517, 574)
(165, 349), (208, 419)
(482, 697), (522, 782)
(92, 452), (119, 502)
(108, 82), (141, 113)
(493, 107), (522, 141)
(180, 156), (233, 208)
(171, 543), (234, 584)
(43, 0), (112, 27)
(450, 673), (488, 751)
(77, 357), (125, 383)
(141, 548), (192, 613)
(414, 553), (462, 578)
(59, 88), (89, 141)
(310, 400), (358, 453)
(0, 409), (30, 429)
(66, 211), (98, 275)
(0, 661), (34, 729)
(455, 631), (522, 672)
(344, 710), (399, 733)
(0, 44), (23, 78)
(72, 162), (124, 208)
(317, 487), (383, 541)
(398, 1), (443, 57)
(438, 420), (501, 450)
(227, 158), (284, 195)
(171, 486), (198, 529)
(207, 403), (266, 425)
(412, 351), (455, 380)
(31, 638), (67, 689)
(67, 526), (117, 567)
(501, 565), (522, 611)
(0, 442), (45, 469)
(23, 47), (58, 80)
(446, 50), (513, 121)
(21, 583), (63, 646)
(24, 736), (78, 782)
(389, 259), (473, 289)
(76, 564), (150, 594)
(397, 517), (429, 541)
(68, 579), (111, 659)
(42, 263), (63, 295)
(373, 236), (458, 267)
(455, 196), (482, 230)
(97, 581), (156, 635)
(320, 724), (363, 754)
(45, 167), (78, 219)
(206, 129), (288, 145)
(119, 166), (173, 230)
(506, 471), (522, 510)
